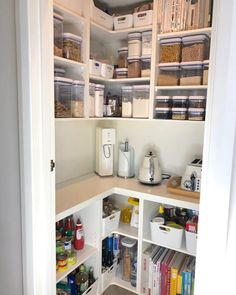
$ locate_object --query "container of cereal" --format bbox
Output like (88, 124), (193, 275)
(133, 85), (149, 118)
(95, 84), (105, 117)
(180, 62), (203, 85)
(154, 107), (171, 120)
(172, 108), (187, 120)
(142, 31), (152, 56)
(182, 34), (209, 62)
(141, 55), (151, 77)
(118, 47), (128, 68)
(71, 80), (85, 118)
(128, 32), (142, 58)
(159, 38), (181, 63)
(54, 77), (73, 118)
(63, 32), (82, 62)
(89, 83), (96, 117)
(155, 96), (171, 108)
(115, 68), (128, 79)
(189, 96), (206, 108)
(128, 57), (141, 78)
(158, 63), (180, 86)
(122, 86), (133, 118)
(172, 96), (188, 108)
(53, 12), (63, 57)
(203, 60), (209, 85)
(188, 108), (205, 121)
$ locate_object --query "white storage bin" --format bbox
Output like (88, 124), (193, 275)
(114, 14), (133, 30)
(101, 63), (114, 79)
(185, 231), (197, 255)
(102, 210), (121, 236)
(91, 2), (113, 30)
(133, 10), (153, 27)
(150, 222), (184, 249)
(102, 261), (118, 291)
(81, 280), (98, 295)
(89, 59), (102, 77)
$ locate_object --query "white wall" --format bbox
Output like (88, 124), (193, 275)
(0, 0), (23, 294)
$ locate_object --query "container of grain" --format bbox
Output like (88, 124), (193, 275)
(188, 108), (205, 121)
(203, 60), (209, 85)
(128, 57), (141, 78)
(118, 47), (128, 68)
(133, 85), (149, 118)
(63, 33), (82, 62)
(159, 37), (181, 63)
(182, 34), (209, 62)
(89, 83), (96, 117)
(141, 55), (151, 77)
(158, 63), (180, 86)
(122, 86), (133, 118)
(172, 108), (187, 120)
(54, 77), (73, 118)
(71, 80), (85, 118)
(53, 13), (63, 57)
(180, 62), (203, 85)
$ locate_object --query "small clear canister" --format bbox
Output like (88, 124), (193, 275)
(54, 77), (73, 118)
(95, 84), (105, 117)
(71, 80), (85, 118)
(122, 86), (133, 118)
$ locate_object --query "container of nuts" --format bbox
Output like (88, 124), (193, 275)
(158, 63), (180, 86)
(182, 34), (209, 62)
(54, 77), (73, 118)
(63, 32), (82, 62)
(159, 37), (181, 63)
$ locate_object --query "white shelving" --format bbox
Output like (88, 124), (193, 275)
(54, 56), (86, 69)
(155, 85), (208, 90)
(54, 1), (87, 25)
(89, 75), (150, 84)
(157, 27), (212, 39)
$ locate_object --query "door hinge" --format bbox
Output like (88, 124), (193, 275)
(50, 160), (56, 172)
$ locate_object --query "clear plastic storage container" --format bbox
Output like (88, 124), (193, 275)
(172, 96), (188, 108)
(141, 55), (151, 77)
(89, 83), (96, 117)
(54, 77), (73, 118)
(53, 13), (63, 57)
(115, 68), (128, 79)
(155, 96), (171, 108)
(133, 85), (149, 118)
(118, 47), (128, 68)
(188, 108), (205, 121)
(121, 237), (137, 286)
(142, 31), (152, 56)
(182, 34), (209, 62)
(95, 84), (105, 117)
(189, 96), (206, 108)
(180, 62), (203, 85)
(63, 32), (82, 62)
(54, 68), (65, 77)
(159, 37), (181, 63)
(154, 107), (172, 120)
(128, 57), (141, 78)
(128, 32), (142, 58)
(71, 80), (85, 117)
(172, 108), (187, 120)
(122, 86), (133, 118)
(203, 60), (209, 85)
(158, 63), (180, 86)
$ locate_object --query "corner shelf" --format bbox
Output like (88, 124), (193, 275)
(157, 27), (212, 39)
(89, 75), (150, 84)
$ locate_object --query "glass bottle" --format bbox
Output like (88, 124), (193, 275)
(64, 215), (75, 237)
(76, 264), (88, 295)
(88, 266), (96, 286)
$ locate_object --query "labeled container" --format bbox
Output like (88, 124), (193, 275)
(142, 30), (152, 56)
(118, 47), (128, 68)
(203, 60), (209, 85)
(54, 77), (73, 118)
(158, 63), (180, 86)
(101, 63), (114, 79)
(188, 108), (205, 121)
(141, 55), (151, 77)
(71, 80), (85, 118)
(89, 83), (96, 117)
(95, 84), (105, 117)
(128, 57), (141, 78)
(155, 96), (171, 108)
(53, 12), (63, 57)
(189, 96), (206, 108)
(102, 209), (121, 236)
(180, 62), (203, 85)
(91, 2), (113, 30)
(114, 14), (133, 30)
(185, 231), (197, 255)
(133, 10), (153, 27)
(128, 32), (142, 58)
(121, 237), (137, 283)
(182, 34), (209, 62)
(63, 32), (82, 62)
(89, 59), (102, 76)
(122, 86), (133, 118)
(115, 68), (128, 79)
(159, 38), (181, 63)
(133, 85), (149, 118)
(154, 107), (172, 120)
(172, 96), (188, 108)
(54, 68), (65, 77)
(172, 108), (187, 120)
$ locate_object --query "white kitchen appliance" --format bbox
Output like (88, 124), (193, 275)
(138, 152), (162, 184)
(96, 128), (116, 176)
(118, 140), (135, 178)
(181, 158), (202, 192)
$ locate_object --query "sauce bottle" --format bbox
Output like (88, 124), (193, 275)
(74, 218), (84, 250)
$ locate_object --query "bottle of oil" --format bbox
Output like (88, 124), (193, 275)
(76, 264), (88, 295)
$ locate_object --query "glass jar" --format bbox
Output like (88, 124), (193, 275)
(128, 57), (141, 78)
(115, 68), (128, 79)
(180, 62), (203, 85)
(128, 32), (142, 58)
(154, 107), (172, 119)
(118, 47), (128, 68)
(71, 80), (85, 118)
(122, 86), (133, 118)
(133, 85), (149, 118)
(53, 12), (63, 57)
(172, 108), (187, 120)
(89, 83), (96, 117)
(142, 30), (152, 56)
(182, 34), (209, 62)
(121, 237), (137, 284)
(172, 96), (188, 108)
(188, 108), (205, 121)
(141, 55), (151, 77)
(203, 60), (209, 85)
(159, 37), (181, 63)
(158, 63), (180, 86)
(155, 96), (171, 108)
(54, 68), (65, 77)
(63, 32), (82, 62)
(54, 77), (73, 118)
(95, 84), (105, 117)
(189, 96), (206, 108)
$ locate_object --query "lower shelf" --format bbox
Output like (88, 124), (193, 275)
(56, 244), (98, 283)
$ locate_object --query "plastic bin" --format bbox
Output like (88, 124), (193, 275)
(180, 62), (203, 85)
(63, 32), (82, 62)
(89, 59), (102, 76)
(158, 63), (180, 86)
(101, 261), (118, 292)
(101, 63), (114, 79)
(91, 2), (113, 30)
(142, 30), (152, 56)
(54, 77), (73, 118)
(81, 280), (98, 295)
(53, 12), (63, 57)
(185, 231), (197, 255)
(182, 34), (209, 62)
(71, 80), (85, 118)
(133, 10), (153, 27)
(102, 209), (121, 236)
(159, 38), (181, 63)
(133, 85), (149, 118)
(114, 14), (133, 30)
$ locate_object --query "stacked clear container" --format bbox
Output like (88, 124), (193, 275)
(142, 30), (152, 56)
(95, 84), (105, 117)
(159, 37), (181, 63)
(54, 77), (73, 118)
(71, 80), (85, 118)
(158, 63), (180, 86)
(180, 62), (203, 85)
(53, 13), (63, 57)
(63, 32), (82, 62)
(89, 83), (96, 117)
(141, 55), (151, 77)
(182, 34), (209, 62)
(133, 85), (149, 118)
(154, 96), (172, 119)
(128, 32), (142, 58)
(128, 57), (141, 78)
(122, 86), (133, 118)
(188, 96), (206, 121)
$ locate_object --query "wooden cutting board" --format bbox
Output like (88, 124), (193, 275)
(167, 176), (200, 199)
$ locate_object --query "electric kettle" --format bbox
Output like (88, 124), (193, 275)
(138, 152), (162, 184)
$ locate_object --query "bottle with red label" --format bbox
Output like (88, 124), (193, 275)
(74, 218), (85, 250)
